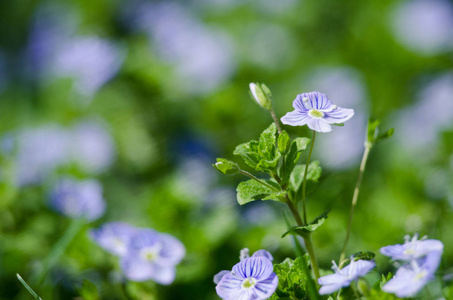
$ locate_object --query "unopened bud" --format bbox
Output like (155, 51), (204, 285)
(249, 82), (273, 110)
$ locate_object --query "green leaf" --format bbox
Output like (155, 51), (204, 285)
(376, 128), (394, 143)
(280, 137), (311, 183)
(16, 274), (43, 300)
(282, 210), (330, 237)
(236, 179), (278, 205)
(278, 131), (291, 154)
(234, 123), (281, 172)
(352, 251), (376, 261)
(289, 161), (322, 192)
(366, 119), (394, 147)
(213, 158), (239, 175)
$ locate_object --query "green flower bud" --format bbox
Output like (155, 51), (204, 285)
(213, 158), (239, 175)
(357, 278), (370, 296)
(249, 82), (273, 111)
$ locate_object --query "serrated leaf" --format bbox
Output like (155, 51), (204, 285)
(236, 179), (277, 205)
(289, 161), (322, 192)
(278, 131), (291, 154)
(234, 140), (261, 169)
(280, 137), (311, 183)
(282, 210), (330, 237)
(262, 190), (287, 201)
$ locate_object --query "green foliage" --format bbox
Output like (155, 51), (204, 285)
(269, 256), (319, 300)
(278, 130), (291, 154)
(352, 251), (376, 261)
(236, 179), (282, 205)
(213, 158), (239, 175)
(280, 137), (311, 184)
(289, 161), (322, 194)
(234, 123), (281, 171)
(16, 274), (43, 300)
(367, 273), (398, 300)
(282, 210), (330, 237)
(366, 119), (394, 148)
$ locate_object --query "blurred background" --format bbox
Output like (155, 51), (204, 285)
(0, 0), (452, 299)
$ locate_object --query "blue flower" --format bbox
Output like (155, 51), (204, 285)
(317, 258), (375, 295)
(49, 177), (106, 221)
(380, 234), (443, 297)
(90, 222), (137, 256)
(119, 228), (185, 284)
(382, 251), (443, 297)
(216, 256), (278, 300)
(281, 92), (354, 133)
(380, 233), (443, 261)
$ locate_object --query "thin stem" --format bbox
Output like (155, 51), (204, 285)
(301, 130), (316, 225)
(270, 109), (282, 134)
(351, 282), (361, 300)
(33, 219), (84, 285)
(239, 169), (280, 192)
(339, 145), (371, 263)
(285, 195), (320, 280)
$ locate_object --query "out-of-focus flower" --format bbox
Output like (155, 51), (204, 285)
(380, 234), (444, 261)
(281, 92), (354, 133)
(317, 259), (375, 295)
(128, 1), (235, 95)
(390, 0), (453, 55)
(382, 251), (443, 297)
(70, 120), (116, 174)
(49, 177), (106, 221)
(16, 125), (70, 186)
(90, 222), (137, 256)
(215, 256), (278, 300)
(120, 228), (185, 284)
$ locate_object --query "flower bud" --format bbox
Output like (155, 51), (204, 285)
(249, 83), (273, 110)
(213, 158), (239, 175)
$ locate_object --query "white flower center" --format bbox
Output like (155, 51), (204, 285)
(309, 109), (325, 118)
(241, 277), (257, 289)
(112, 238), (127, 255)
(140, 245), (161, 262)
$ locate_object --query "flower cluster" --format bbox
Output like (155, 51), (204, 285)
(380, 234), (443, 297)
(214, 249), (278, 300)
(317, 258), (375, 295)
(49, 177), (106, 221)
(90, 222), (185, 285)
(281, 91), (354, 133)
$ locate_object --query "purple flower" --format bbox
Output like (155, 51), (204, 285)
(90, 222), (137, 256)
(380, 234), (444, 261)
(317, 259), (375, 295)
(216, 256), (278, 300)
(281, 92), (354, 133)
(49, 177), (106, 221)
(120, 228), (185, 284)
(382, 251), (443, 297)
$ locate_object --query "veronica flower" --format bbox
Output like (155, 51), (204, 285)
(281, 92), (354, 133)
(382, 250), (443, 297)
(90, 222), (137, 256)
(120, 228), (185, 285)
(317, 258), (375, 295)
(49, 177), (106, 221)
(380, 233), (444, 261)
(215, 256), (278, 300)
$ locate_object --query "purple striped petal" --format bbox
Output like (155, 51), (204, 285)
(216, 272), (243, 299)
(232, 257), (274, 281)
(252, 250), (274, 261)
(157, 233), (186, 266)
(323, 107), (355, 124)
(253, 272), (278, 298)
(307, 118), (332, 132)
(281, 110), (311, 126)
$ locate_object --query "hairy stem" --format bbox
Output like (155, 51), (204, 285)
(301, 130), (316, 224)
(239, 169), (280, 192)
(339, 145), (371, 262)
(270, 109), (282, 134)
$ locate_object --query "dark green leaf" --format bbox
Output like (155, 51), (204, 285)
(282, 210), (330, 237)
(376, 128), (394, 142)
(236, 179), (277, 205)
(280, 137), (310, 183)
(352, 251), (375, 261)
(234, 140), (261, 169)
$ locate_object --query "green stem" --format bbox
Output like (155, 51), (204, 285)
(301, 130), (316, 225)
(33, 219), (85, 285)
(339, 145), (371, 263)
(351, 282), (361, 300)
(270, 109), (282, 134)
(285, 196), (321, 280)
(239, 169), (280, 192)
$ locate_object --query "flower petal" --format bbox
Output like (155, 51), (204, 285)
(216, 272), (244, 299)
(253, 272), (278, 298)
(120, 255), (155, 282)
(281, 111), (311, 126)
(347, 259), (375, 278)
(382, 267), (427, 298)
(90, 222), (137, 256)
(307, 118), (332, 132)
(252, 250), (274, 261)
(232, 257), (274, 281)
(158, 233), (186, 266)
(150, 264), (176, 285)
(214, 270), (230, 284)
(323, 107), (355, 124)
